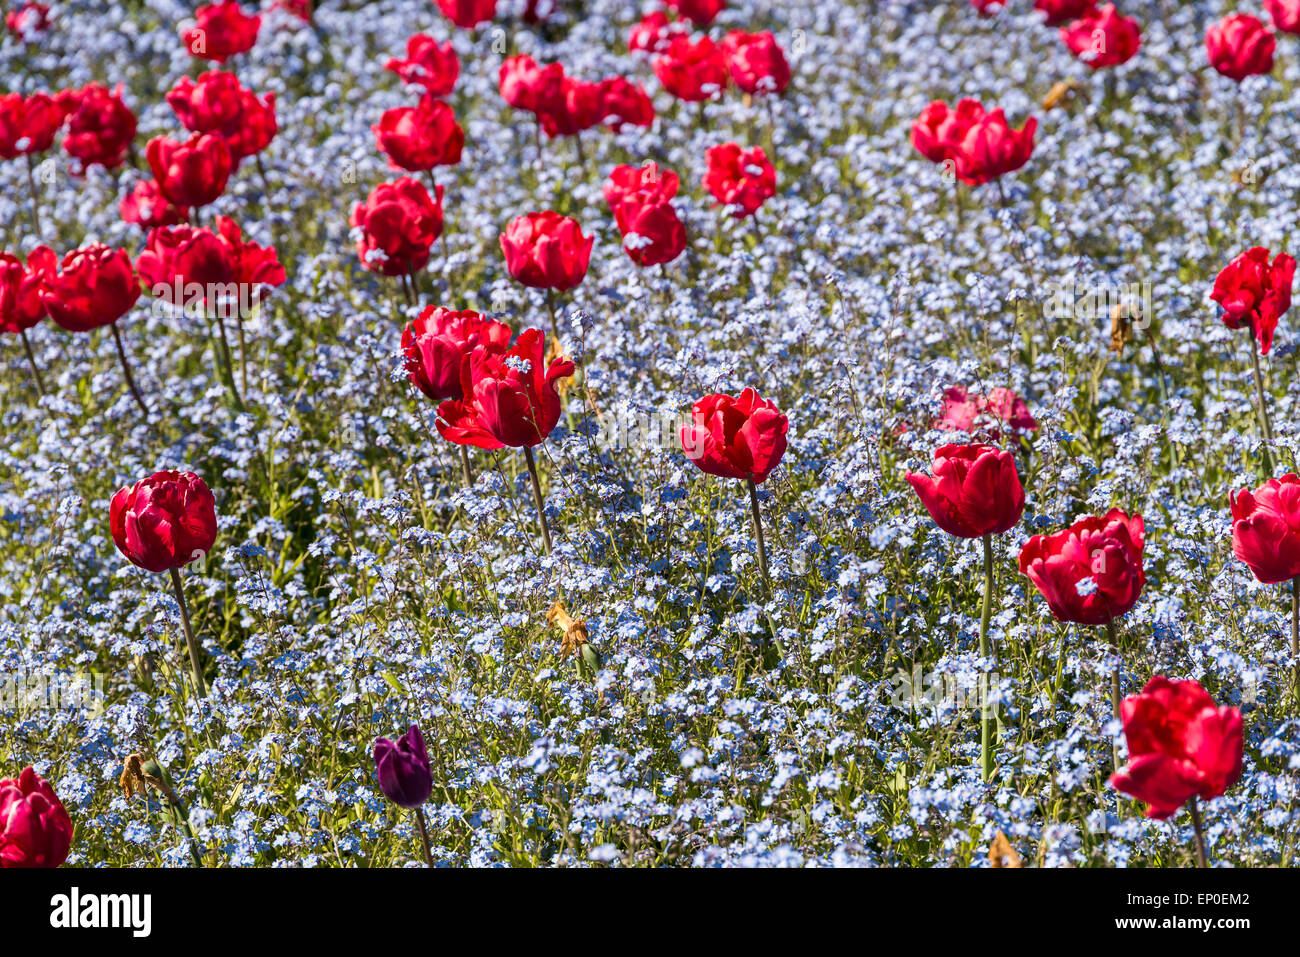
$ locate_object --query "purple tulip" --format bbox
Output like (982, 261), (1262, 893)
(373, 725), (433, 808)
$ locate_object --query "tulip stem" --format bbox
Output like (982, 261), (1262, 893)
(1106, 617), (1121, 773)
(979, 534), (995, 783)
(523, 445), (553, 556)
(747, 479), (771, 595)
(211, 313), (244, 410)
(1248, 343), (1275, 475)
(19, 329), (46, 396)
(1188, 796), (1209, 869)
(414, 806), (434, 867)
(460, 445), (474, 489)
(110, 323), (151, 418)
(545, 288), (561, 344)
(1292, 577), (1299, 708)
(24, 153), (44, 240)
(168, 566), (207, 698)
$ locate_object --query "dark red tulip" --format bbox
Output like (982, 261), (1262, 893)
(1230, 474), (1300, 584)
(704, 142), (777, 218)
(182, 0), (260, 63)
(136, 225), (234, 300)
(1210, 246), (1295, 355)
(628, 11), (681, 54)
(605, 161), (680, 232)
(5, 1), (50, 39)
(1206, 13), (1275, 81)
(119, 178), (189, 231)
(373, 725), (432, 808)
(0, 92), (64, 159)
(39, 244), (141, 332)
(1035, 0), (1096, 26)
(1110, 677), (1243, 820)
(110, 470), (218, 573)
(215, 216), (285, 292)
(1268, 0), (1300, 34)
(1018, 509), (1146, 626)
(667, 0), (725, 25)
(722, 31), (791, 96)
(951, 108), (1036, 186)
(906, 444), (1025, 538)
(57, 83), (137, 173)
(146, 132), (232, 208)
(437, 328), (574, 449)
(0, 246), (54, 334)
(373, 94), (464, 171)
(538, 77), (604, 138)
(1060, 4), (1141, 70)
(435, 0), (496, 29)
(0, 767), (72, 868)
(403, 306), (512, 402)
(385, 34), (460, 97)
(499, 212), (592, 291)
(598, 76), (655, 133)
(680, 388), (789, 484)
(620, 202), (687, 268)
(912, 98), (984, 166)
(499, 55), (564, 115)
(166, 72), (276, 163)
(654, 35), (729, 103)
(352, 177), (443, 277)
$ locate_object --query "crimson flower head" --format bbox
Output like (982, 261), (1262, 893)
(951, 108), (1035, 186)
(436, 0), (497, 29)
(215, 216), (286, 291)
(146, 132), (232, 208)
(912, 98), (985, 167)
(0, 246), (55, 335)
(499, 55), (564, 114)
(667, 0), (725, 25)
(628, 11), (682, 54)
(57, 83), (137, 173)
(1229, 474), (1300, 584)
(1110, 677), (1243, 820)
(620, 202), (687, 268)
(182, 0), (260, 63)
(137, 224), (234, 298)
(538, 77), (604, 138)
(5, 1), (50, 39)
(1268, 0), (1300, 34)
(705, 142), (777, 218)
(110, 470), (218, 574)
(722, 31), (791, 96)
(680, 388), (789, 485)
(0, 767), (72, 868)
(499, 212), (592, 291)
(40, 244), (140, 332)
(373, 94), (464, 171)
(119, 178), (189, 231)
(1061, 4), (1141, 70)
(599, 76), (655, 132)
(906, 444), (1025, 539)
(1035, 0), (1096, 25)
(0, 92), (64, 159)
(437, 328), (575, 449)
(937, 385), (1038, 438)
(166, 72), (276, 164)
(654, 35), (729, 102)
(385, 34), (460, 97)
(1210, 246), (1295, 355)
(605, 161), (680, 232)
(373, 725), (432, 808)
(1206, 13), (1275, 82)
(403, 306), (512, 402)
(352, 177), (443, 277)
(1018, 509), (1146, 626)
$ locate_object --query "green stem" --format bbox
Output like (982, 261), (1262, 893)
(1292, 577), (1299, 709)
(523, 445), (553, 556)
(110, 322), (150, 418)
(460, 445), (474, 489)
(168, 566), (207, 698)
(25, 153), (43, 240)
(979, 534), (994, 783)
(748, 479), (771, 596)
(19, 329), (46, 395)
(1188, 796), (1209, 868)
(1105, 617), (1121, 773)
(1249, 341), (1275, 475)
(414, 806), (434, 867)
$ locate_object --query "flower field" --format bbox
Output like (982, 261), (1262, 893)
(2, 0), (1300, 870)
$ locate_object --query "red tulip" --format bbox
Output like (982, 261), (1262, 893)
(680, 388), (789, 484)
(538, 77), (604, 138)
(110, 470), (218, 573)
(385, 34), (460, 97)
(146, 132), (232, 208)
(969, 0), (1004, 14)
(605, 161), (680, 232)
(403, 306), (512, 402)
(906, 444), (1025, 538)
(1267, 0), (1300, 34)
(499, 212), (592, 291)
(499, 55), (565, 115)
(0, 767), (72, 868)
(5, 1), (50, 39)
(436, 327), (574, 449)
(951, 108), (1036, 186)
(667, 0), (725, 25)
(1060, 4), (1141, 69)
(620, 202), (687, 268)
(704, 142), (777, 218)
(1210, 247), (1295, 355)
(167, 72), (276, 163)
(722, 31), (791, 96)
(1206, 13), (1275, 82)
(215, 216), (285, 291)
(936, 384), (1038, 437)
(912, 98), (985, 166)
(1035, 0), (1096, 26)
(598, 76), (655, 132)
(352, 177), (443, 277)
(1018, 509), (1146, 626)
(39, 244), (141, 332)
(0, 246), (54, 334)
(0, 92), (64, 159)
(182, 0), (260, 62)
(654, 35), (729, 103)
(1229, 474), (1300, 584)
(435, 0), (496, 29)
(373, 94), (464, 171)
(628, 11), (681, 54)
(136, 225), (235, 300)
(57, 83), (137, 173)
(1110, 677), (1243, 820)
(119, 178), (189, 230)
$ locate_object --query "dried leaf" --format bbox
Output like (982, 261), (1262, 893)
(989, 830), (1023, 868)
